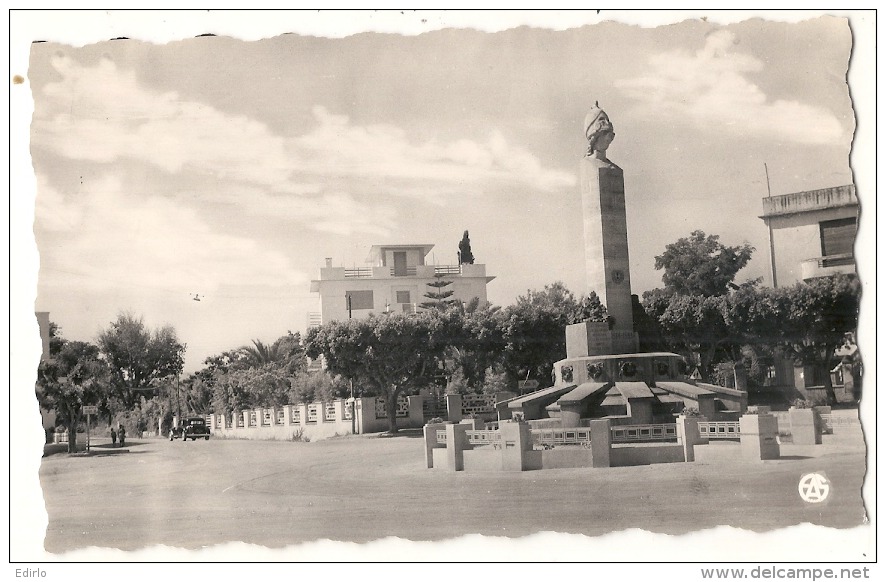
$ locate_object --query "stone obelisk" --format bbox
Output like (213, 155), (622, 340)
(566, 103), (639, 356)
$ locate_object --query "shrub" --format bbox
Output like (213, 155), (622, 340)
(290, 428), (310, 442)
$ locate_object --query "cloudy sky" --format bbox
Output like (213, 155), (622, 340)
(21, 12), (859, 374)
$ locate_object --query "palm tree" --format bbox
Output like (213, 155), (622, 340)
(238, 333), (306, 373)
(239, 339), (285, 367)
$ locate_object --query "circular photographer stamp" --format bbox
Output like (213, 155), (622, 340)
(798, 472), (831, 503)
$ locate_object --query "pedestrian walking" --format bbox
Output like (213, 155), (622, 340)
(110, 426), (117, 446)
(118, 424), (126, 448)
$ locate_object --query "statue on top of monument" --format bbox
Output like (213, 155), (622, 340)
(584, 101), (615, 161)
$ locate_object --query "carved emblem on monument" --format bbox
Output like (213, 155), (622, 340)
(561, 365), (574, 383)
(611, 269), (625, 284)
(587, 362), (605, 380)
(619, 361), (638, 378)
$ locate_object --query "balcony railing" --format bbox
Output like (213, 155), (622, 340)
(434, 265), (462, 275)
(818, 253), (854, 267)
(801, 254), (856, 280)
(334, 264), (466, 279)
(344, 267), (373, 278)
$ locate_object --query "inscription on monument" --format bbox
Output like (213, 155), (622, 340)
(586, 321), (612, 355)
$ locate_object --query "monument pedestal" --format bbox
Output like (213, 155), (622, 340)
(566, 320), (638, 357)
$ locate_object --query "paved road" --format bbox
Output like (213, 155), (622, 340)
(39, 426), (867, 553)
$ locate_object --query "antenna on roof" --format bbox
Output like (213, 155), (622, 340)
(763, 163), (777, 288)
(764, 162), (772, 197)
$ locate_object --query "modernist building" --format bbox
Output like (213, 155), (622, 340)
(310, 244), (495, 324)
(759, 184), (858, 287)
(758, 185), (860, 402)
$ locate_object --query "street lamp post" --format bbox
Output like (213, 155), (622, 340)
(175, 373), (181, 430)
(349, 379), (356, 435)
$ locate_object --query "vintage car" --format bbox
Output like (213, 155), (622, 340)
(169, 416), (211, 441)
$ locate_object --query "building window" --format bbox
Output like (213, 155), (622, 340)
(820, 217), (856, 257)
(396, 290), (411, 304)
(345, 290), (374, 310)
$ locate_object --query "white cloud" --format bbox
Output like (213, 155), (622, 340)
(34, 175), (306, 294)
(31, 57), (575, 240)
(615, 30), (848, 146)
(36, 56), (295, 187)
(296, 106), (575, 192)
(210, 184), (397, 238)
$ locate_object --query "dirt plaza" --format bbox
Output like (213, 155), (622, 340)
(37, 410), (867, 556)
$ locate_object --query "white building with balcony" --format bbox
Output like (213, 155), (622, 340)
(309, 244), (496, 324)
(759, 185), (858, 287)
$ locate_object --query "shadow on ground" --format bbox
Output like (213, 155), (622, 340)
(376, 429), (424, 439)
(43, 439), (154, 457)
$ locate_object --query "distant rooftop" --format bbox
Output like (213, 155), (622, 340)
(367, 244), (435, 264)
(761, 185), (857, 218)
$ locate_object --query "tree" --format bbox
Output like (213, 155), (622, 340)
(654, 230), (754, 296)
(305, 312), (449, 432)
(238, 332), (305, 374)
(442, 299), (506, 393)
(458, 230), (475, 264)
(643, 290), (734, 381)
(198, 332), (306, 414)
(420, 273), (457, 310)
(97, 313), (186, 410)
(776, 275), (861, 403)
(501, 282), (583, 386)
(575, 290), (612, 327)
(632, 294), (667, 352)
(201, 349), (251, 375)
(206, 362), (288, 414)
(36, 338), (109, 453)
(645, 274), (861, 392)
(181, 374), (213, 414)
(210, 369), (255, 414)
(239, 339), (283, 367)
(47, 321), (66, 355)
(289, 370), (348, 404)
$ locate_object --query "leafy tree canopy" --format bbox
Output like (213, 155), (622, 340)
(289, 370), (349, 405)
(37, 333), (109, 453)
(305, 312), (451, 432)
(654, 230), (754, 296)
(501, 282), (609, 386)
(97, 313), (185, 410)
